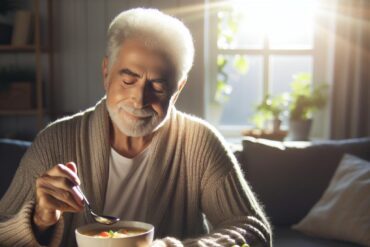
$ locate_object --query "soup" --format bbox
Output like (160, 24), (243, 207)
(84, 228), (146, 238)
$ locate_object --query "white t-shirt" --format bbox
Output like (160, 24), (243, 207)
(103, 147), (150, 221)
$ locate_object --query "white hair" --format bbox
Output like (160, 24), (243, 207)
(106, 8), (194, 84)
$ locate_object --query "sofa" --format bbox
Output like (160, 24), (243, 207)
(0, 138), (31, 199)
(1, 137), (369, 246)
(236, 137), (370, 247)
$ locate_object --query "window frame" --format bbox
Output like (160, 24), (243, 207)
(204, 0), (335, 139)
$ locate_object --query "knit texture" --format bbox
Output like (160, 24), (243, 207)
(0, 98), (271, 246)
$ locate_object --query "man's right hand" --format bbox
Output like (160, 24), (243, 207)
(33, 162), (84, 233)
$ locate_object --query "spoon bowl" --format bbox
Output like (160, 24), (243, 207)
(76, 186), (120, 225)
(90, 211), (120, 225)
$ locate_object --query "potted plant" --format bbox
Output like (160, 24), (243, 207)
(0, 66), (35, 109)
(287, 73), (328, 141)
(252, 94), (287, 132)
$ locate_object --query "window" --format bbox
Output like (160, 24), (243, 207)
(205, 0), (319, 130)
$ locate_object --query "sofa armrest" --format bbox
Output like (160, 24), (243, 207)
(239, 137), (370, 226)
(0, 139), (31, 199)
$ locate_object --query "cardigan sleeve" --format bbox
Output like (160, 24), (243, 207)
(153, 167), (272, 247)
(186, 168), (272, 247)
(186, 123), (271, 247)
(155, 120), (272, 247)
(0, 201), (64, 247)
(0, 137), (64, 247)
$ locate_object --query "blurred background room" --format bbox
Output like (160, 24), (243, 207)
(0, 0), (369, 142)
(1, 1), (370, 246)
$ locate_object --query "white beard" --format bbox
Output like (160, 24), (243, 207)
(107, 102), (165, 137)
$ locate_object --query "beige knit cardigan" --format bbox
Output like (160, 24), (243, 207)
(0, 98), (271, 247)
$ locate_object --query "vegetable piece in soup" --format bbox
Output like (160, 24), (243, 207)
(85, 228), (145, 238)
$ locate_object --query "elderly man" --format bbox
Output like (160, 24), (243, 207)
(0, 8), (271, 247)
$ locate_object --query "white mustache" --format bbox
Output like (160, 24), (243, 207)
(119, 104), (155, 118)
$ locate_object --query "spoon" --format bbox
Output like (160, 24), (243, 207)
(75, 186), (120, 225)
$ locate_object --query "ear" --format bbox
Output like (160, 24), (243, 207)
(170, 78), (187, 105)
(102, 57), (109, 90)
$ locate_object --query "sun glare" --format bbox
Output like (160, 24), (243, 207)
(230, 0), (318, 49)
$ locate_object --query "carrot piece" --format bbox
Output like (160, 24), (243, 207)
(99, 231), (110, 237)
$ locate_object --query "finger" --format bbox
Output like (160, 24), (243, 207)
(36, 175), (84, 207)
(65, 161), (77, 174)
(38, 192), (81, 213)
(37, 183), (82, 212)
(33, 199), (62, 229)
(47, 164), (81, 185)
(37, 183), (83, 212)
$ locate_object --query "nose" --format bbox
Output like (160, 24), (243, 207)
(131, 80), (150, 109)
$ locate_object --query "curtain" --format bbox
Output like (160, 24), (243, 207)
(330, 0), (370, 139)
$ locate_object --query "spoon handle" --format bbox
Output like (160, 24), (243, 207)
(75, 185), (92, 210)
(74, 186), (120, 225)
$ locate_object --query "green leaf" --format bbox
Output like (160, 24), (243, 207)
(251, 111), (267, 129)
(215, 79), (232, 104)
(217, 9), (241, 47)
(233, 55), (249, 75)
(228, 16), (238, 33)
(288, 73), (328, 121)
(217, 55), (226, 68)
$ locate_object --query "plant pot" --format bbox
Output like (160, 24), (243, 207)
(272, 118), (282, 133)
(287, 119), (312, 141)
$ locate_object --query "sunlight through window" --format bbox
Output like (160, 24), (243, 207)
(210, 0), (318, 128)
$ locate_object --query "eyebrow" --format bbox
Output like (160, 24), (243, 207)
(119, 68), (167, 84)
(118, 68), (141, 78)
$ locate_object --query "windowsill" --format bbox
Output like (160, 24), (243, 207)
(217, 125), (253, 138)
(217, 124), (289, 138)
(216, 124), (326, 152)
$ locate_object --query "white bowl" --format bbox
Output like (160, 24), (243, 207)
(75, 220), (154, 247)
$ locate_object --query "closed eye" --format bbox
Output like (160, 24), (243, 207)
(150, 80), (167, 94)
(119, 68), (140, 85)
(122, 75), (136, 85)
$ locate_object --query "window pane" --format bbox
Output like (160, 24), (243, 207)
(269, 55), (313, 95)
(218, 55), (263, 125)
(217, 10), (264, 49)
(217, 0), (317, 50)
(268, 1), (316, 49)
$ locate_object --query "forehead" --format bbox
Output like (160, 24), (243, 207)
(114, 39), (172, 76)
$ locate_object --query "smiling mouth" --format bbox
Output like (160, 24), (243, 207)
(122, 109), (152, 121)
